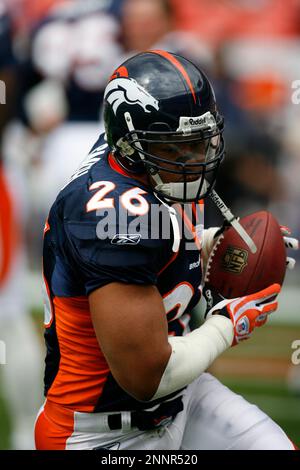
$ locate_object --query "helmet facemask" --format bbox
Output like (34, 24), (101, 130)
(116, 111), (225, 203)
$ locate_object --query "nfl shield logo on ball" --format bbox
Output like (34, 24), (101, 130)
(222, 246), (248, 274)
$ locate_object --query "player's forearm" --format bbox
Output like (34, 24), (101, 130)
(148, 315), (233, 401)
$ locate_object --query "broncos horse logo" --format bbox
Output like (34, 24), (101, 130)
(104, 78), (159, 115)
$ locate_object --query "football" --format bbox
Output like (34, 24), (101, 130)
(205, 211), (286, 298)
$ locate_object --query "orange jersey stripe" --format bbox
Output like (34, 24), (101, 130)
(158, 250), (179, 276)
(150, 50), (197, 104)
(35, 404), (74, 450)
(47, 296), (110, 412)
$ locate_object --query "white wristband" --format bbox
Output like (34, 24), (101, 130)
(150, 315), (234, 401)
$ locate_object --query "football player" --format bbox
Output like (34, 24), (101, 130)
(35, 51), (298, 450)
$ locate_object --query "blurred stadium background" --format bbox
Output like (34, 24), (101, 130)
(0, 0), (300, 449)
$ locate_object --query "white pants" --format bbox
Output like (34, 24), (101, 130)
(62, 373), (295, 450)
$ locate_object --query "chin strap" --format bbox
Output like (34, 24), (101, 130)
(154, 178), (207, 201)
(209, 189), (257, 254)
(154, 194), (181, 253)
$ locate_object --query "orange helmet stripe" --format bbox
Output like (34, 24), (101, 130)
(149, 50), (197, 104)
(109, 65), (129, 81)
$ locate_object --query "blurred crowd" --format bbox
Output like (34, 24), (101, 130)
(1, 0), (300, 449)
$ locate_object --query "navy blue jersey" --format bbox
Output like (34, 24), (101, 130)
(43, 133), (204, 412)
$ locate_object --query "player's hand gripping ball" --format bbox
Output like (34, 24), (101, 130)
(204, 211), (288, 298)
(205, 283), (281, 346)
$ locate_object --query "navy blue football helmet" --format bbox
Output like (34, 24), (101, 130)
(103, 50), (225, 203)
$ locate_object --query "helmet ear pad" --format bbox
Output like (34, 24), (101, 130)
(115, 148), (161, 176)
(114, 149), (147, 174)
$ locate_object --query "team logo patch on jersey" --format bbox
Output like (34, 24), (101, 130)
(104, 77), (159, 115)
(111, 234), (142, 245)
(222, 246), (248, 274)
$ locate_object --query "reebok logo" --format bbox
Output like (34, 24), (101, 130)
(111, 234), (141, 245)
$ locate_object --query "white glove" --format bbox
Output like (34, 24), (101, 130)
(204, 283), (281, 346)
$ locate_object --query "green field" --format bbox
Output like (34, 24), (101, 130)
(0, 391), (11, 450)
(222, 378), (300, 446)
